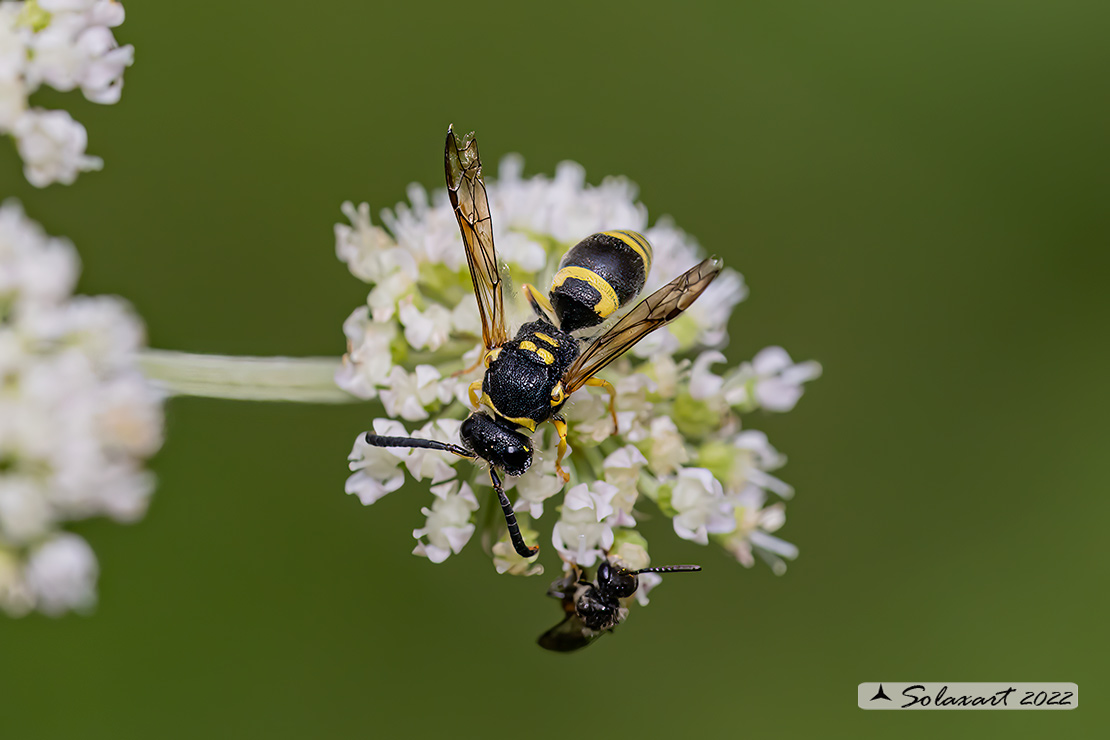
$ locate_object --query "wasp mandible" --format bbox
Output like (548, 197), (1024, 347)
(364, 127), (722, 559)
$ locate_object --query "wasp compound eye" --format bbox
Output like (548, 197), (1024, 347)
(501, 444), (532, 476)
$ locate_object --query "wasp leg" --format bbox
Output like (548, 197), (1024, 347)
(468, 379), (483, 409)
(550, 415), (570, 484)
(451, 346), (486, 377)
(523, 283), (557, 323)
(584, 377), (618, 435)
(489, 467), (539, 558)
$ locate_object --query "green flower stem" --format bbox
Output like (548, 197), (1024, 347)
(138, 350), (357, 403)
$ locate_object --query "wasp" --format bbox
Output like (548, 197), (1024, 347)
(538, 556), (702, 652)
(364, 126), (722, 559)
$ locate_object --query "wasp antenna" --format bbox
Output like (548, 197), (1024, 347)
(634, 565), (702, 575)
(363, 432), (475, 459)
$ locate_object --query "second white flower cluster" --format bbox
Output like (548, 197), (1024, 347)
(1, 0), (133, 187)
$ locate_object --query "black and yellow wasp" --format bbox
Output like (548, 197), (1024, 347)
(364, 126), (721, 559)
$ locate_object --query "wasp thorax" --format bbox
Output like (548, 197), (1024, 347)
(459, 412), (533, 476)
(575, 585), (620, 631)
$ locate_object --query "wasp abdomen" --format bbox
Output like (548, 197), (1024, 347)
(549, 231), (653, 333)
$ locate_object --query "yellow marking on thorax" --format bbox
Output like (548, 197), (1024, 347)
(481, 393), (538, 432)
(552, 265), (619, 318)
(603, 230), (653, 275)
(533, 332), (559, 347)
(519, 340), (554, 365)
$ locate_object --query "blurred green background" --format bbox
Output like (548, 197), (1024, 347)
(2, 1), (1107, 737)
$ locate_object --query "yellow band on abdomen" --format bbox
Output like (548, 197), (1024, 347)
(602, 230), (653, 276)
(553, 265), (619, 319)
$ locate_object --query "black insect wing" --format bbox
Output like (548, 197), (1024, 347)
(537, 575), (608, 652)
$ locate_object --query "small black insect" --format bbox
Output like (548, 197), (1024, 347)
(364, 126), (722, 559)
(538, 557), (702, 652)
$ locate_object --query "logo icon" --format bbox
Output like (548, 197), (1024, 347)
(870, 684), (892, 701)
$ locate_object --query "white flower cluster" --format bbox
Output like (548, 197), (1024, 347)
(339, 154), (819, 605)
(1, 0), (133, 187)
(0, 200), (162, 616)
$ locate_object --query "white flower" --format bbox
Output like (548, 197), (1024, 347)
(670, 467), (735, 545)
(378, 364), (444, 421)
(1, 2), (132, 185)
(492, 539), (545, 577)
(722, 486), (798, 575)
(572, 373), (654, 444)
(450, 298), (482, 338)
(0, 76), (25, 129)
(611, 541), (650, 571)
(345, 418), (409, 506)
(40, 0), (120, 17)
(552, 482), (619, 567)
(12, 108), (102, 186)
(336, 306), (397, 400)
(412, 481), (479, 563)
(602, 445), (646, 525)
(634, 573), (663, 606)
(404, 419), (463, 484)
(0, 201), (80, 304)
(95, 373), (166, 457)
(731, 429), (794, 499)
(686, 268), (747, 348)
(398, 297), (452, 351)
(492, 515), (545, 577)
(505, 454), (563, 519)
(689, 350), (728, 413)
(646, 416), (689, 477)
(25, 13), (133, 103)
(0, 201), (163, 616)
(0, 476), (52, 543)
(724, 346), (822, 413)
(366, 270), (416, 323)
(334, 201), (415, 286)
(23, 532), (98, 616)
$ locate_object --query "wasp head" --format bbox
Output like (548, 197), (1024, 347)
(595, 559), (640, 599)
(459, 412), (534, 476)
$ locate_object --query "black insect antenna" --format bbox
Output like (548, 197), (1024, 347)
(632, 564), (702, 575)
(364, 432), (475, 458)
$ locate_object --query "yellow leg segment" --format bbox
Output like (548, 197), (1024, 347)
(551, 416), (570, 483)
(523, 283), (556, 321)
(585, 376), (618, 434)
(468, 380), (483, 409)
